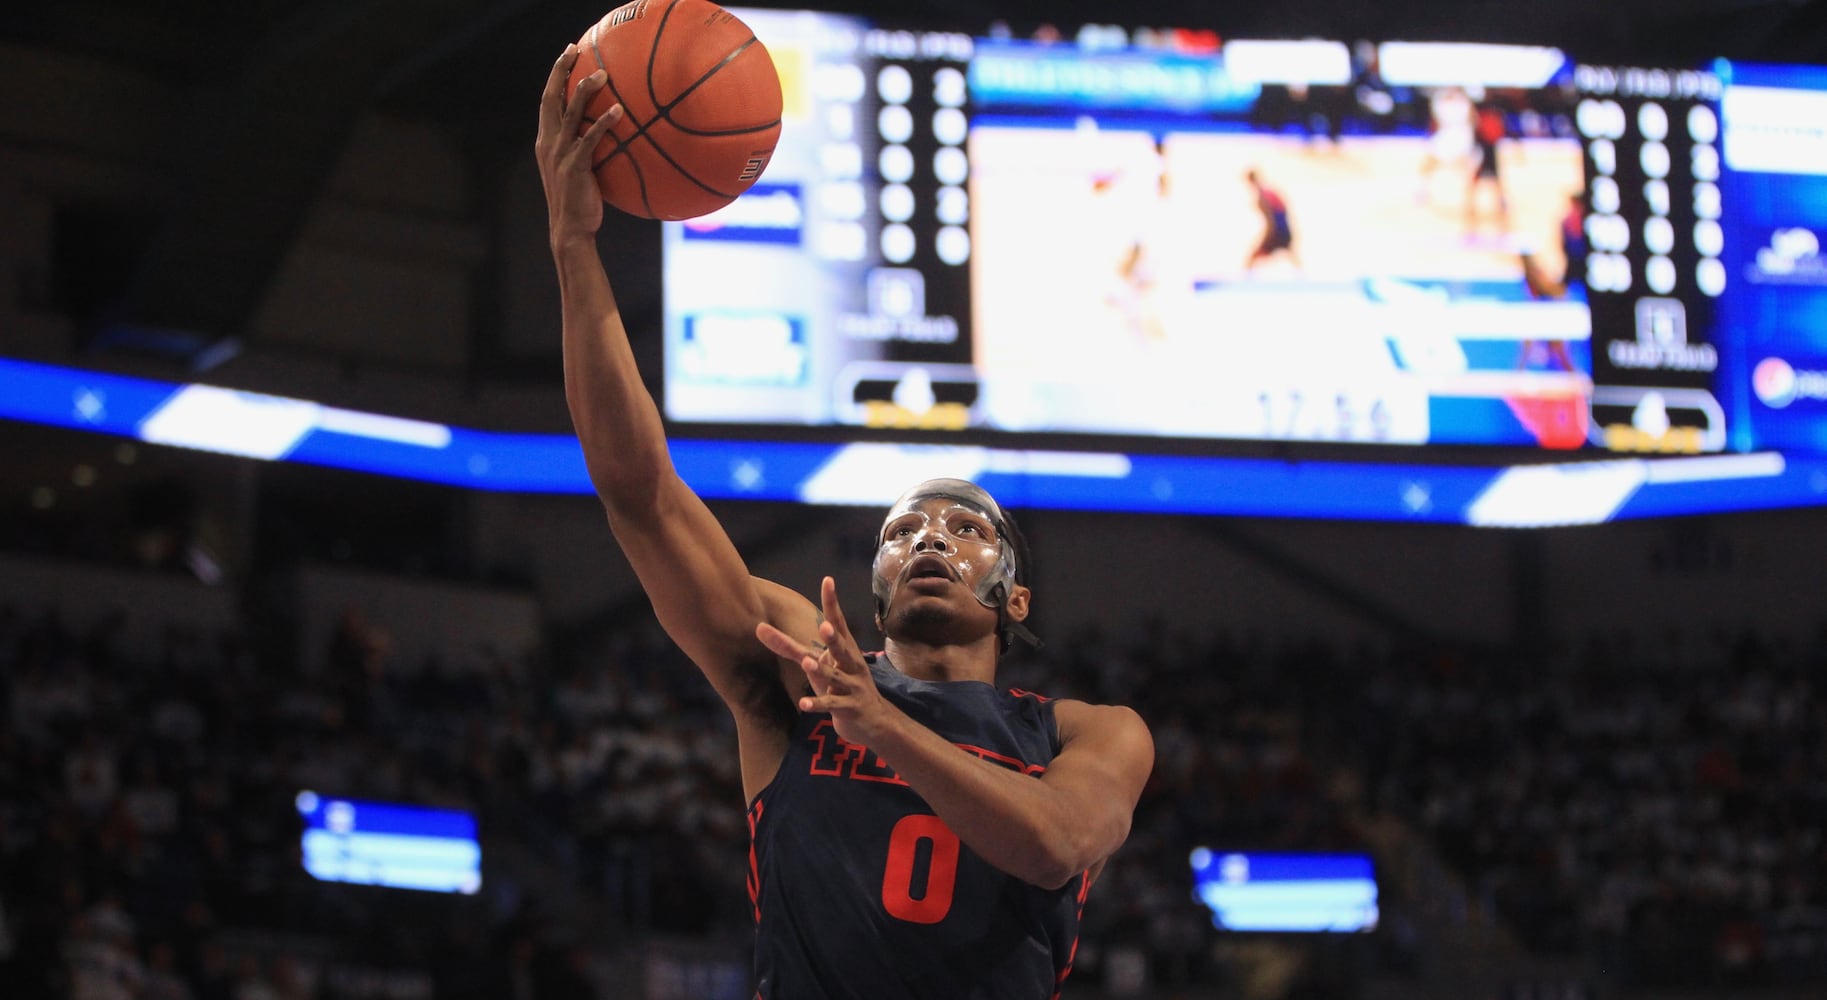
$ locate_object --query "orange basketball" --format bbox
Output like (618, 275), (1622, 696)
(566, 0), (782, 221)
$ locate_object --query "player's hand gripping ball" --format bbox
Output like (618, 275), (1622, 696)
(566, 0), (783, 221)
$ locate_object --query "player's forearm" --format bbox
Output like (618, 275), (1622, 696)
(553, 237), (675, 509)
(866, 710), (1109, 890)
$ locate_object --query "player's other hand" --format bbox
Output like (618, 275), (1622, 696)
(756, 577), (892, 746)
(535, 44), (623, 248)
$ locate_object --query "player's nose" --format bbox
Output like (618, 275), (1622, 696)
(911, 529), (948, 552)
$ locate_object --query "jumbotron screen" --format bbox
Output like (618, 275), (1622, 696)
(659, 13), (1824, 459)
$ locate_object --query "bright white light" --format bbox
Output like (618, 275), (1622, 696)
(1691, 143), (1719, 181)
(877, 65), (913, 104)
(1466, 461), (1648, 527)
(880, 184), (915, 223)
(820, 143), (863, 179)
(1377, 42), (1568, 88)
(1647, 255), (1677, 294)
(936, 226), (970, 265)
(819, 182), (867, 221)
(798, 442), (991, 506)
(1723, 86), (1827, 175)
(1694, 182), (1721, 220)
(1222, 40), (1352, 85)
(882, 223), (916, 263)
(1697, 257), (1727, 297)
(932, 67), (967, 107)
(936, 186), (968, 225)
(1643, 217), (1675, 256)
(1590, 176), (1620, 214)
(317, 408), (451, 449)
(824, 105), (855, 140)
(1694, 219), (1724, 257)
(1687, 104), (1718, 144)
(879, 145), (914, 183)
(933, 147), (968, 186)
(139, 384), (320, 460)
(1640, 141), (1670, 179)
(932, 107), (967, 146)
(814, 222), (866, 261)
(815, 63), (866, 102)
(1636, 102), (1669, 141)
(877, 104), (913, 143)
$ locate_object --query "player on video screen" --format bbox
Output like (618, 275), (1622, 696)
(1417, 86), (1475, 207)
(1559, 192), (1587, 291)
(1245, 169), (1300, 272)
(1101, 138), (1173, 340)
(536, 48), (1154, 1000)
(1517, 248), (1577, 373)
(1468, 101), (1512, 239)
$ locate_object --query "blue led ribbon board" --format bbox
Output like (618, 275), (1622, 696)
(296, 791), (482, 895)
(1189, 849), (1378, 933)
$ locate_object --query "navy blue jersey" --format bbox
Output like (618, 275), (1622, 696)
(747, 654), (1087, 999)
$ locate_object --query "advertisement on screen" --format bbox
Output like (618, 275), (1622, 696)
(1714, 62), (1827, 454)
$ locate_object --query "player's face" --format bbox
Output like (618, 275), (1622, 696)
(874, 497), (1011, 639)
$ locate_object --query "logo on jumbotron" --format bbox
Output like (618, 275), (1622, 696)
(1749, 356), (1827, 410)
(1753, 357), (1797, 408)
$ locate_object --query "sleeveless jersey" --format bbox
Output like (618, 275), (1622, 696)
(746, 654), (1087, 999)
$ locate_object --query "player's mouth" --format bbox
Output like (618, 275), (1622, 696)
(901, 554), (958, 588)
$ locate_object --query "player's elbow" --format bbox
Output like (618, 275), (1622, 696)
(1031, 813), (1129, 891)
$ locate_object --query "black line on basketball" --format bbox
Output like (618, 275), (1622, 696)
(653, 36), (763, 121)
(662, 118), (782, 139)
(646, 0), (686, 112)
(587, 30), (640, 167)
(632, 130), (740, 200)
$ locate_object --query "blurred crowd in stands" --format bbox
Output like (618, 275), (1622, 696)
(1, 566), (1823, 998)
(1354, 632), (1827, 989)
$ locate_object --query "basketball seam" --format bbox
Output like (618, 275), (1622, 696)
(587, 22), (655, 217)
(587, 0), (780, 217)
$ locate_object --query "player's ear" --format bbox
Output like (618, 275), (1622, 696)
(1003, 584), (1032, 623)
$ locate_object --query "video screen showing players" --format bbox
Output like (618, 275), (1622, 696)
(968, 35), (1592, 448)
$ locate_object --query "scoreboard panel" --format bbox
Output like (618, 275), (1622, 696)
(655, 11), (1827, 462)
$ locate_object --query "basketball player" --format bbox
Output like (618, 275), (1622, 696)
(1467, 102), (1512, 238)
(535, 49), (1154, 999)
(1245, 169), (1300, 271)
(1416, 85), (1475, 206)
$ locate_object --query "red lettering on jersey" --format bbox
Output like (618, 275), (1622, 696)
(849, 747), (908, 785)
(806, 719), (865, 777)
(805, 723), (1048, 782)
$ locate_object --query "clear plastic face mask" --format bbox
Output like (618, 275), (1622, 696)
(872, 479), (1018, 612)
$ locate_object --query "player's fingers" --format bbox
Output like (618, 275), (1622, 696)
(540, 46), (580, 130)
(755, 622), (810, 663)
(820, 576), (854, 641)
(575, 104), (621, 165)
(564, 69), (606, 135)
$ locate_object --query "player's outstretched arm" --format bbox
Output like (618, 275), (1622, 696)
(759, 579), (1155, 890)
(536, 46), (815, 752)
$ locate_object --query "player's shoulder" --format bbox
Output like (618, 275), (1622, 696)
(1052, 697), (1150, 741)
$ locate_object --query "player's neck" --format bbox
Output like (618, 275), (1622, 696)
(881, 635), (998, 685)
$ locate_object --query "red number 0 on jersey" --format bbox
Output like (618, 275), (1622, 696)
(881, 814), (961, 924)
